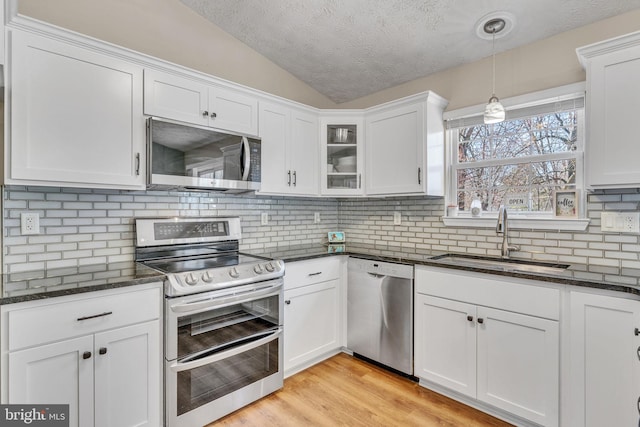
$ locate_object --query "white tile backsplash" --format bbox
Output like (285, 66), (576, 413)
(2, 186), (338, 273)
(4, 186), (640, 280)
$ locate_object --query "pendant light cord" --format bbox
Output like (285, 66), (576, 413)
(491, 29), (496, 97)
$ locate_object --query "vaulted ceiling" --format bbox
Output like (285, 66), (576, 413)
(180, 0), (640, 104)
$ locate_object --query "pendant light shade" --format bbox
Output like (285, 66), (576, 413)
(483, 18), (506, 124)
(484, 95), (505, 124)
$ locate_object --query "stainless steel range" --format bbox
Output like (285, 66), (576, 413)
(135, 217), (285, 427)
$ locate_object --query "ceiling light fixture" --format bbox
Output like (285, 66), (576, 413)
(483, 18), (506, 124)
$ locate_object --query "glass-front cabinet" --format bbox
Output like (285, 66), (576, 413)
(320, 115), (364, 195)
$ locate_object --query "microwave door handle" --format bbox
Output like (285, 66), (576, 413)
(169, 327), (282, 372)
(240, 136), (251, 181)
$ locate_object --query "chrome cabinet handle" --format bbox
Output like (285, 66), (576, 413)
(285, 300), (291, 305)
(293, 171), (297, 186)
(635, 328), (640, 336)
(467, 315), (474, 322)
(637, 396), (640, 415)
(210, 112), (217, 118)
(477, 318), (484, 324)
(77, 311), (113, 321)
(135, 153), (140, 176)
(308, 272), (322, 276)
(358, 174), (362, 189)
(82, 351), (92, 360)
(637, 346), (640, 361)
(418, 167), (422, 184)
(287, 170), (291, 186)
(99, 347), (108, 355)
(202, 110), (209, 118)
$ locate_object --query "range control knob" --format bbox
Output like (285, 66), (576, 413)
(185, 273), (198, 286)
(253, 264), (264, 274)
(265, 262), (275, 272)
(229, 267), (240, 278)
(201, 271), (214, 283)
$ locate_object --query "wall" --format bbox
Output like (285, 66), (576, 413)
(2, 186), (338, 273)
(16, 2), (640, 111)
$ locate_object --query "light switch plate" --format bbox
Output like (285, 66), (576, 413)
(601, 211), (640, 233)
(393, 212), (402, 225)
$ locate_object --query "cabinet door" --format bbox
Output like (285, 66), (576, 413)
(284, 280), (340, 375)
(569, 292), (640, 427)
(9, 335), (95, 427)
(414, 294), (476, 397)
(289, 110), (319, 196)
(476, 307), (559, 427)
(143, 69), (209, 126)
(209, 86), (259, 136)
(259, 102), (290, 194)
(366, 103), (424, 195)
(586, 44), (640, 188)
(10, 30), (145, 189)
(320, 117), (365, 196)
(94, 321), (161, 427)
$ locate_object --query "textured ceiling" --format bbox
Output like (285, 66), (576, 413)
(180, 0), (640, 104)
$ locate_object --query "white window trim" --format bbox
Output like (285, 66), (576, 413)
(443, 82), (590, 232)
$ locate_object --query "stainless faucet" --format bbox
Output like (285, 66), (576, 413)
(496, 205), (520, 259)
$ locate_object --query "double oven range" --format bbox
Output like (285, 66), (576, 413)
(135, 217), (285, 427)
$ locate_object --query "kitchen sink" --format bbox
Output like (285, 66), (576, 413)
(430, 254), (570, 275)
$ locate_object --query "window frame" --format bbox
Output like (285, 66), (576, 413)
(442, 82), (590, 231)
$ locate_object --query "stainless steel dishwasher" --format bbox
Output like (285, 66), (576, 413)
(347, 257), (414, 375)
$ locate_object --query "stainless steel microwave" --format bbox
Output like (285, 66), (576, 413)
(146, 117), (261, 193)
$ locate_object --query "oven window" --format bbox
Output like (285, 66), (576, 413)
(177, 337), (279, 416)
(177, 294), (280, 359)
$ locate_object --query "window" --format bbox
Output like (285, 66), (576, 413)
(445, 88), (584, 222)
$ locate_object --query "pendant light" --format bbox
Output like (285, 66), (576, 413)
(483, 18), (506, 124)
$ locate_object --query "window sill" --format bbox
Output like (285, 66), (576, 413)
(442, 216), (590, 231)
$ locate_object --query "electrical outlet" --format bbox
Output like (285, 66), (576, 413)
(393, 212), (402, 225)
(314, 212), (321, 223)
(601, 211), (640, 233)
(21, 212), (40, 235)
(261, 212), (269, 225)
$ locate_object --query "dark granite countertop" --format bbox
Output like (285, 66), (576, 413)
(0, 262), (165, 305)
(5, 242), (640, 305)
(246, 243), (640, 298)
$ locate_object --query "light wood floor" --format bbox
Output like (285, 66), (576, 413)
(209, 353), (513, 426)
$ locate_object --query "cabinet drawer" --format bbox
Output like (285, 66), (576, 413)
(8, 286), (161, 351)
(284, 258), (341, 290)
(416, 266), (560, 320)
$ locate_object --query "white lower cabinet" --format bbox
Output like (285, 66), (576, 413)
(1, 284), (162, 427)
(567, 291), (640, 427)
(283, 257), (342, 376)
(415, 266), (559, 427)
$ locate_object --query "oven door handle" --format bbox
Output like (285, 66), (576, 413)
(170, 282), (283, 313)
(169, 327), (283, 373)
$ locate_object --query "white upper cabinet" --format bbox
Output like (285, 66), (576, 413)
(365, 92), (447, 196)
(8, 30), (146, 189)
(144, 69), (258, 136)
(320, 114), (365, 196)
(258, 101), (319, 196)
(577, 31), (640, 189)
